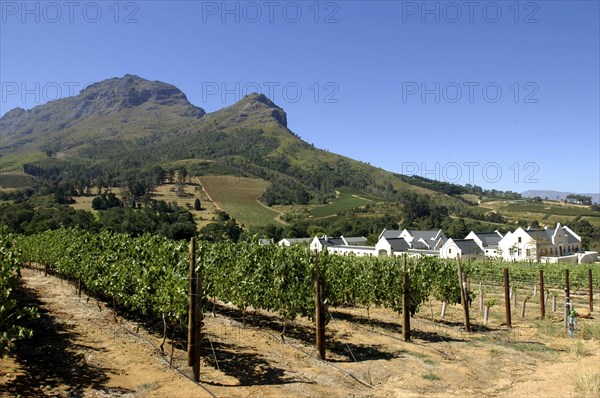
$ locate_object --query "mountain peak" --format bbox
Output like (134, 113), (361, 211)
(78, 75), (205, 117)
(224, 92), (287, 127)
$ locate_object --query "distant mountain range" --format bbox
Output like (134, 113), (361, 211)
(521, 190), (600, 204)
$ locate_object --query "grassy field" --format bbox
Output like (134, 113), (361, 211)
(477, 199), (600, 226)
(310, 187), (375, 219)
(151, 183), (217, 229)
(196, 175), (283, 226)
(501, 201), (599, 217)
(68, 184), (218, 229)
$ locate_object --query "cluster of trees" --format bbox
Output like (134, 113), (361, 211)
(91, 193), (122, 210)
(566, 194), (593, 205)
(569, 219), (600, 251)
(397, 175), (522, 200)
(22, 158), (193, 206)
(397, 191), (449, 229)
(199, 210), (243, 242)
(0, 198), (197, 241)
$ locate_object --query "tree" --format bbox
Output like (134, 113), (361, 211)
(445, 218), (468, 239)
(176, 181), (186, 197)
(194, 198), (202, 211)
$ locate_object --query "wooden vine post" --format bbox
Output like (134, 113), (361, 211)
(194, 240), (203, 381)
(402, 254), (410, 341)
(314, 250), (326, 360)
(589, 268), (593, 313)
(187, 237), (202, 381)
(565, 269), (570, 300)
(456, 256), (470, 332)
(539, 269), (545, 319)
(503, 268), (512, 328)
(187, 238), (195, 366)
(564, 268), (570, 331)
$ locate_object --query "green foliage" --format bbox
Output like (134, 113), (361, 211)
(0, 198), (196, 241)
(464, 260), (599, 291)
(310, 187), (373, 219)
(0, 201), (96, 234)
(13, 227), (596, 345)
(0, 228), (37, 356)
(92, 193), (123, 210)
(15, 229), (459, 330)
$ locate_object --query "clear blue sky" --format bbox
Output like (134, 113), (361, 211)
(1, 0), (598, 194)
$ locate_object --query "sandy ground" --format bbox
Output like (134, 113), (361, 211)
(1, 268), (599, 397)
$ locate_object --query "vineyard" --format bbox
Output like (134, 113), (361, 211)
(1, 227), (599, 397)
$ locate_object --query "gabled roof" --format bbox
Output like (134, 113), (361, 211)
(562, 226), (581, 244)
(405, 229), (444, 242)
(525, 229), (553, 244)
(317, 236), (367, 247)
(342, 236), (368, 246)
(450, 239), (481, 255)
(471, 231), (503, 247)
(379, 229), (402, 240)
(386, 238), (410, 252)
(280, 237), (312, 244)
(318, 237), (345, 247)
(412, 238), (432, 250)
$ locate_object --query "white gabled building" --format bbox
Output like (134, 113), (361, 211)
(374, 229), (446, 257)
(310, 236), (374, 256)
(277, 237), (312, 247)
(375, 236), (410, 257)
(497, 223), (589, 262)
(440, 238), (483, 260)
(465, 231), (503, 257)
(398, 229), (447, 251)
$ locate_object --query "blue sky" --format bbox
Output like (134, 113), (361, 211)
(1, 0), (599, 194)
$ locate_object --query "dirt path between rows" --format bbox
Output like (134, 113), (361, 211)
(2, 268), (599, 397)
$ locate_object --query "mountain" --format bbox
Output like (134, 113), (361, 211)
(1, 75), (204, 156)
(0, 74), (438, 205)
(521, 190), (600, 204)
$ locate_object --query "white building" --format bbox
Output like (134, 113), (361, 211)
(375, 236), (410, 256)
(498, 223), (587, 262)
(439, 238), (483, 260)
(277, 237), (312, 247)
(398, 229), (447, 251)
(310, 236), (374, 256)
(465, 231), (503, 257)
(375, 229), (446, 257)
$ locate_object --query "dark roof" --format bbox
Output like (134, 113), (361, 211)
(473, 232), (502, 247)
(343, 236), (368, 245)
(318, 237), (344, 247)
(281, 238), (312, 244)
(411, 239), (432, 250)
(406, 230), (443, 242)
(563, 228), (580, 244)
(387, 238), (410, 252)
(525, 229), (553, 244)
(380, 229), (402, 239)
(451, 239), (481, 255)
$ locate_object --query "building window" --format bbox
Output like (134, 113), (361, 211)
(518, 237), (522, 243)
(449, 248), (452, 254)
(526, 249), (530, 256)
